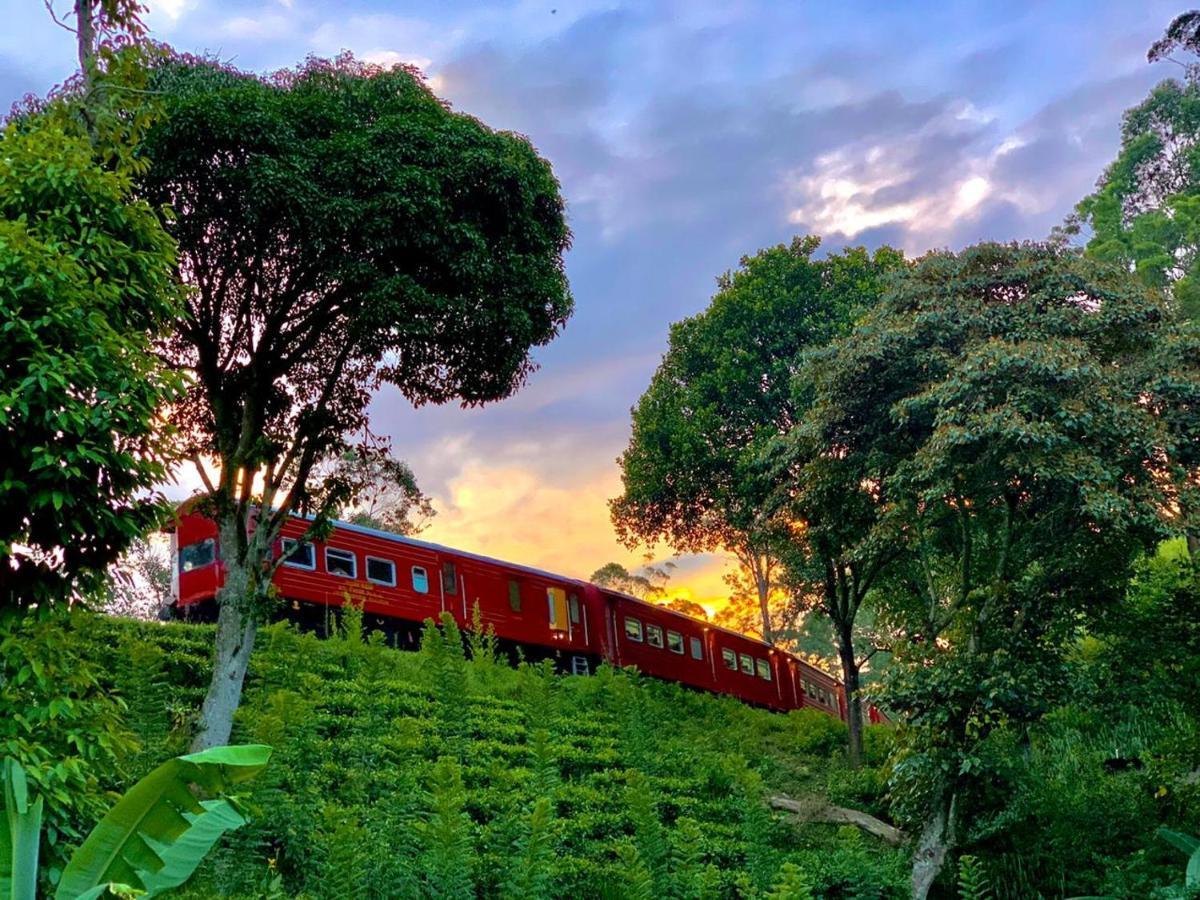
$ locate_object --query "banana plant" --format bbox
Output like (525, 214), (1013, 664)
(0, 745), (270, 900)
(1067, 827), (1200, 899)
(1157, 828), (1200, 890)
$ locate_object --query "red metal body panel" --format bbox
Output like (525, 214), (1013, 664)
(168, 510), (872, 721)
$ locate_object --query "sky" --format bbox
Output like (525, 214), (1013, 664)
(1, 0), (1184, 611)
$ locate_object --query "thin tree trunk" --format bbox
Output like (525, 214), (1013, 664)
(191, 515), (259, 751)
(835, 624), (864, 767)
(911, 788), (957, 900)
(755, 568), (773, 646)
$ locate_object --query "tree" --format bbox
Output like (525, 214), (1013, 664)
(1074, 11), (1200, 323)
(105, 538), (174, 620)
(611, 237), (905, 650)
(325, 450), (434, 536)
(137, 54), (572, 750)
(799, 242), (1199, 897)
(0, 4), (181, 613)
(589, 561), (674, 601)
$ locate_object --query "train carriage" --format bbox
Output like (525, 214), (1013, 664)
(169, 509), (868, 720)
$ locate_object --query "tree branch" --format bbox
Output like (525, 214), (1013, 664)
(768, 794), (908, 847)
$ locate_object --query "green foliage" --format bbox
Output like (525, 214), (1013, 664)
(1074, 75), (1200, 321)
(420, 757), (474, 899)
(55, 615), (909, 898)
(0, 613), (134, 885)
(767, 862), (816, 900)
(0, 746), (266, 900)
(1, 758), (44, 900)
(956, 855), (991, 900)
(55, 744), (270, 899)
(0, 87), (182, 610)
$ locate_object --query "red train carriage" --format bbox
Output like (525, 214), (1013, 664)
(169, 510), (864, 720)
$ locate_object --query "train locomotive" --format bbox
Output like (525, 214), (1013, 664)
(169, 510), (873, 721)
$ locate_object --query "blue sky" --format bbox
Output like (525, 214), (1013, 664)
(2, 0), (1183, 603)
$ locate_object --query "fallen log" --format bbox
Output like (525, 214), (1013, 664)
(768, 794), (909, 847)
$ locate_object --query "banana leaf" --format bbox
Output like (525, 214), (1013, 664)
(1158, 828), (1200, 887)
(55, 745), (270, 900)
(0, 759), (44, 900)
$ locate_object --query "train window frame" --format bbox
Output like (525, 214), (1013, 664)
(756, 659), (771, 681)
(442, 561), (458, 595)
(411, 566), (430, 594)
(365, 556), (396, 586)
(508, 579), (522, 613)
(280, 538), (316, 571)
(325, 547), (357, 579)
(179, 537), (216, 573)
(721, 648), (737, 670)
(646, 624), (664, 648)
(624, 617), (644, 642)
(739, 653), (754, 676)
(689, 636), (703, 660)
(666, 630), (684, 654)
(568, 593), (581, 625)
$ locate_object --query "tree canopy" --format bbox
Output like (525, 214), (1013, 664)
(611, 237), (905, 644)
(138, 52), (573, 748)
(0, 55), (181, 612)
(797, 241), (1200, 896)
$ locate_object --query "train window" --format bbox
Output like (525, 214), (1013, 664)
(739, 653), (754, 676)
(721, 648), (737, 670)
(411, 566), (430, 593)
(568, 594), (581, 625)
(442, 562), (458, 595)
(281, 538), (315, 570)
(179, 538), (215, 572)
(624, 617), (644, 642)
(667, 630), (684, 654)
(325, 547), (356, 579)
(818, 688), (827, 705)
(689, 636), (703, 660)
(508, 579), (522, 613)
(366, 556), (395, 586)
(756, 659), (771, 681)
(646, 624), (664, 648)
(806, 682), (816, 699)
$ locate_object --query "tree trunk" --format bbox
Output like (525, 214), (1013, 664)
(835, 623), (864, 767)
(756, 569), (773, 646)
(190, 515), (260, 751)
(911, 788), (957, 900)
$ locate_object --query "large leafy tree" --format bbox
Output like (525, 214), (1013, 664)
(0, 4), (181, 613)
(138, 54), (572, 749)
(611, 237), (904, 650)
(800, 242), (1199, 897)
(612, 236), (903, 767)
(1073, 12), (1200, 553)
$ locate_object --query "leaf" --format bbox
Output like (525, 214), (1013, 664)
(0, 758), (45, 900)
(55, 745), (270, 900)
(1158, 827), (1200, 857)
(137, 800), (245, 897)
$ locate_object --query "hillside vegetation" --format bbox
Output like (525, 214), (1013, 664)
(19, 610), (906, 898)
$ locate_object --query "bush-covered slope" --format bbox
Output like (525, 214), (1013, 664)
(64, 611), (905, 898)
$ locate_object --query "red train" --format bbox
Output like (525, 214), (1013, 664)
(169, 510), (872, 721)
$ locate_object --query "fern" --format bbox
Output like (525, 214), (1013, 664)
(627, 770), (669, 894)
(609, 841), (657, 900)
(315, 807), (368, 900)
(668, 816), (706, 899)
(419, 756), (474, 900)
(766, 861), (816, 900)
(957, 854), (993, 900)
(737, 769), (779, 892)
(501, 796), (556, 899)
